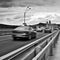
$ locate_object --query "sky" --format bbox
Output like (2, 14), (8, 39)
(0, 0), (60, 25)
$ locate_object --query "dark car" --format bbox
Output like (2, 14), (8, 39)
(12, 26), (36, 40)
(44, 28), (52, 33)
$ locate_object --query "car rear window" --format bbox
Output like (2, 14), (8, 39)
(14, 26), (31, 31)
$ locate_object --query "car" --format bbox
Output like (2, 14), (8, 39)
(36, 27), (44, 32)
(44, 28), (52, 33)
(54, 28), (58, 30)
(12, 26), (36, 40)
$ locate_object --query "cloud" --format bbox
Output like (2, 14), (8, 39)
(0, 0), (13, 7)
(0, 0), (60, 25)
(0, 0), (60, 7)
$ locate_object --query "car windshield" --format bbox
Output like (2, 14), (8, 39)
(14, 26), (32, 31)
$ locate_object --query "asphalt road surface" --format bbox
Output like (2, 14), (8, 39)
(0, 32), (48, 56)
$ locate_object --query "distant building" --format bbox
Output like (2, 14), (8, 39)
(23, 23), (27, 26)
(46, 20), (52, 29)
(49, 20), (51, 24)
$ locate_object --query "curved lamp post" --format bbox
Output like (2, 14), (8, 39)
(23, 6), (31, 26)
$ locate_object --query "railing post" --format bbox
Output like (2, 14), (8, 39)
(53, 32), (59, 48)
(34, 45), (42, 56)
(53, 40), (56, 48)
(49, 44), (53, 56)
(42, 54), (46, 60)
(36, 54), (46, 60)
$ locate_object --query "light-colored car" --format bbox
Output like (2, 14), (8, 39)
(36, 27), (44, 32)
(12, 26), (36, 40)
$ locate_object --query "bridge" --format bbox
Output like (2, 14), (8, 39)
(0, 30), (60, 60)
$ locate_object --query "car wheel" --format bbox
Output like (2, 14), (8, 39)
(34, 34), (36, 38)
(29, 35), (31, 40)
(13, 37), (15, 40)
(13, 37), (17, 40)
(32, 33), (36, 39)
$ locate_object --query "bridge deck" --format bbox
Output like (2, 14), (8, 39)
(50, 34), (60, 60)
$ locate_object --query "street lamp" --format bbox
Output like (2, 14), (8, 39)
(23, 6), (31, 26)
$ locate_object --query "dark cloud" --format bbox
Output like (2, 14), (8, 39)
(0, 0), (11, 2)
(0, 0), (12, 7)
(11, 0), (56, 7)
(0, 0), (59, 7)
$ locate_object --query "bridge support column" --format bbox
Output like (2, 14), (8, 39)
(53, 33), (59, 48)
(49, 45), (53, 56)
(37, 54), (46, 60)
(34, 45), (42, 56)
(42, 54), (46, 60)
(53, 40), (56, 48)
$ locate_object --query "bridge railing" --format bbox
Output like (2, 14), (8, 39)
(19, 31), (59, 60)
(32, 31), (59, 60)
(0, 31), (58, 60)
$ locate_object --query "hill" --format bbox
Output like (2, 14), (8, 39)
(0, 23), (46, 29)
(0, 24), (19, 29)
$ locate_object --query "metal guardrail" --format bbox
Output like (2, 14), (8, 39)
(17, 31), (59, 60)
(0, 31), (57, 60)
(20, 40), (48, 60)
(32, 31), (59, 60)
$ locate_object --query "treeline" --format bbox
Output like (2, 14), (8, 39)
(0, 24), (18, 29)
(0, 23), (47, 29)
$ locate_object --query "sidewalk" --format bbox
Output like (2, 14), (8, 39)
(50, 34), (60, 60)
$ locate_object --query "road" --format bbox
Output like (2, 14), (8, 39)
(0, 32), (48, 56)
